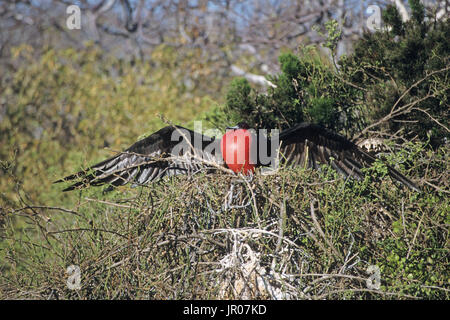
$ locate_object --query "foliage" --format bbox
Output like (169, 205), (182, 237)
(207, 47), (363, 136)
(206, 3), (449, 147)
(1, 140), (448, 299)
(0, 44), (219, 206)
(341, 0), (449, 145)
(0, 2), (448, 301)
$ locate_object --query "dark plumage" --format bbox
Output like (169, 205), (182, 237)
(55, 125), (221, 191)
(276, 123), (419, 191)
(55, 122), (419, 192)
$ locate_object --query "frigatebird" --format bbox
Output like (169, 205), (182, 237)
(55, 122), (420, 192)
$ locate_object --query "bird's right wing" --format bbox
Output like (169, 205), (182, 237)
(54, 125), (221, 191)
(277, 123), (419, 191)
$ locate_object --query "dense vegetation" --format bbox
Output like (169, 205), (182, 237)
(0, 44), (220, 206)
(1, 2), (448, 299)
(209, 1), (449, 144)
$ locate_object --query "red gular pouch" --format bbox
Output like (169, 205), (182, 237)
(220, 128), (256, 175)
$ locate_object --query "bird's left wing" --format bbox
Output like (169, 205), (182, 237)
(54, 125), (221, 191)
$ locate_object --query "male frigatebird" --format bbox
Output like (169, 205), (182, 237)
(55, 122), (419, 192)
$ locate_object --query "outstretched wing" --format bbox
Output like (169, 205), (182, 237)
(55, 125), (221, 191)
(277, 123), (419, 191)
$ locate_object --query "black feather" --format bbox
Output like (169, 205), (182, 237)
(55, 125), (221, 191)
(56, 122), (420, 192)
(277, 122), (419, 191)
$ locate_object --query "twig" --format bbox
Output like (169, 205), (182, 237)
(12, 205), (83, 217)
(314, 288), (419, 300)
(240, 175), (261, 227)
(356, 66), (450, 140)
(411, 107), (450, 133)
(84, 197), (134, 209)
(309, 200), (343, 260)
(407, 209), (425, 259)
(422, 180), (450, 194)
(47, 228), (128, 239)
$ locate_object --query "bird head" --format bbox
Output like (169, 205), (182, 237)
(226, 122), (250, 130)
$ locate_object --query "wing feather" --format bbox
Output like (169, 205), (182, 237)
(277, 122), (419, 191)
(55, 125), (221, 191)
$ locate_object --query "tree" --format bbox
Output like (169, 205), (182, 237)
(342, 0), (449, 145)
(210, 47), (363, 136)
(210, 1), (449, 146)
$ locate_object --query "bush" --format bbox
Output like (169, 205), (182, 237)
(1, 142), (447, 299)
(207, 1), (449, 147)
(340, 0), (449, 145)
(1, 2), (448, 300)
(208, 47), (364, 136)
(0, 44), (217, 206)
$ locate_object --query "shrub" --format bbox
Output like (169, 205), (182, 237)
(207, 1), (449, 147)
(340, 0), (449, 145)
(0, 44), (217, 206)
(211, 48), (364, 136)
(1, 143), (447, 299)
